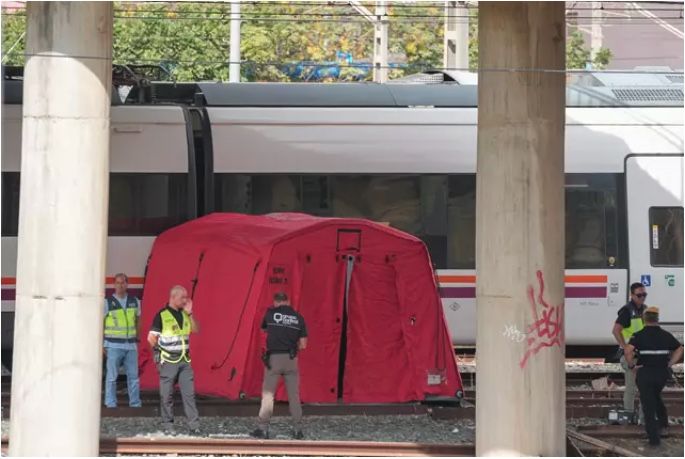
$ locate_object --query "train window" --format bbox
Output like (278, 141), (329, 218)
(211, 173), (624, 271)
(565, 174), (621, 269)
(330, 175), (448, 267)
(216, 174), (447, 265)
(215, 175), (304, 214)
(109, 173), (188, 236)
(215, 174), (252, 213)
(1, 172), (20, 237)
(253, 176), (301, 213)
(447, 175), (476, 269)
(302, 176), (331, 216)
(331, 175), (422, 233)
(649, 207), (684, 267)
(419, 176), (448, 268)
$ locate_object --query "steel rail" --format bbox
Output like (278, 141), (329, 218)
(1, 437), (475, 457)
(566, 429), (643, 457)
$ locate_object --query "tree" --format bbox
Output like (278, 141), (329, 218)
(566, 29), (612, 70)
(1, 10), (25, 66)
(2, 3), (613, 81)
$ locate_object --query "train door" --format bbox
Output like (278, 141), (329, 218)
(188, 107), (214, 216)
(626, 155), (684, 340)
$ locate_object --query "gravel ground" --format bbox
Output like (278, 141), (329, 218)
(4, 416), (682, 454)
(611, 436), (684, 457)
(568, 417), (684, 427)
(568, 418), (685, 457)
(1, 415), (476, 444)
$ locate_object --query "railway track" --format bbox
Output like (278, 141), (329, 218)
(2, 388), (683, 419)
(2, 401), (681, 420)
(0, 436), (475, 457)
(2, 429), (660, 456)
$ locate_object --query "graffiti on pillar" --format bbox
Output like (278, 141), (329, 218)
(503, 324), (526, 343)
(519, 270), (564, 369)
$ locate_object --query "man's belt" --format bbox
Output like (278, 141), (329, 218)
(267, 349), (298, 358)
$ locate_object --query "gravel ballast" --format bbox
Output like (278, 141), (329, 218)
(1, 415), (476, 444)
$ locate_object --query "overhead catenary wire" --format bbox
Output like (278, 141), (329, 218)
(2, 0), (683, 12)
(2, 2), (683, 20)
(98, 0), (685, 9)
(4, 51), (684, 75)
(4, 12), (682, 24)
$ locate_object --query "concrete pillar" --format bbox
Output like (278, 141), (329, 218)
(9, 2), (112, 456)
(475, 2), (566, 456)
(229, 0), (241, 83)
(373, 0), (388, 83)
(444, 1), (469, 70)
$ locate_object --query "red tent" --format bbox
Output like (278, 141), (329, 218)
(139, 213), (462, 403)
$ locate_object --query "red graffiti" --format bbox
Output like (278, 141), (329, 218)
(519, 270), (564, 369)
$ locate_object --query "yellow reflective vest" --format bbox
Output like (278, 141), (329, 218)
(159, 309), (192, 363)
(621, 305), (645, 341)
(104, 296), (139, 343)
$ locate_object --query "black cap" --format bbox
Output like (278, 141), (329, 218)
(273, 292), (288, 302)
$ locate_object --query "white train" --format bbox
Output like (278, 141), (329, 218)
(2, 71), (683, 361)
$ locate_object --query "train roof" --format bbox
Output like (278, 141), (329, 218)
(192, 80), (684, 108)
(3, 72), (683, 108)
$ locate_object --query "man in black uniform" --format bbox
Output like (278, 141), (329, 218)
(624, 307), (683, 447)
(251, 292), (307, 440)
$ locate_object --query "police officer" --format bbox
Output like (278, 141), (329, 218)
(251, 292), (308, 440)
(147, 285), (200, 434)
(103, 273), (141, 408)
(624, 307), (683, 447)
(612, 282), (647, 414)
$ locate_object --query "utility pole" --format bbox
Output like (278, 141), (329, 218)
(590, 1), (603, 68)
(444, 1), (469, 71)
(350, 0), (388, 83)
(229, 0), (241, 82)
(9, 2), (113, 456)
(373, 1), (389, 83)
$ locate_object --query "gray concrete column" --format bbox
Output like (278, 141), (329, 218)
(9, 2), (113, 456)
(475, 2), (566, 456)
(229, 0), (241, 83)
(444, 1), (469, 70)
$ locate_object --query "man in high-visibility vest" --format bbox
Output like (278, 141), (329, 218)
(103, 273), (141, 408)
(148, 285), (200, 434)
(612, 282), (647, 415)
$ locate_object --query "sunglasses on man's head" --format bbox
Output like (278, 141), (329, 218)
(636, 293), (647, 299)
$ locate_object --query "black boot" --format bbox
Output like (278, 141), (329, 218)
(250, 428), (269, 439)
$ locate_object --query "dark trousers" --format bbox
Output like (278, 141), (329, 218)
(159, 360), (200, 429)
(636, 367), (669, 445)
(258, 354), (302, 430)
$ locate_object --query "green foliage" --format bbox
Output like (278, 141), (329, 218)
(388, 5), (444, 73)
(592, 47), (613, 70)
(1, 10), (25, 66)
(114, 2), (230, 81)
(2, 3), (612, 81)
(566, 30), (591, 69)
(566, 29), (613, 70)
